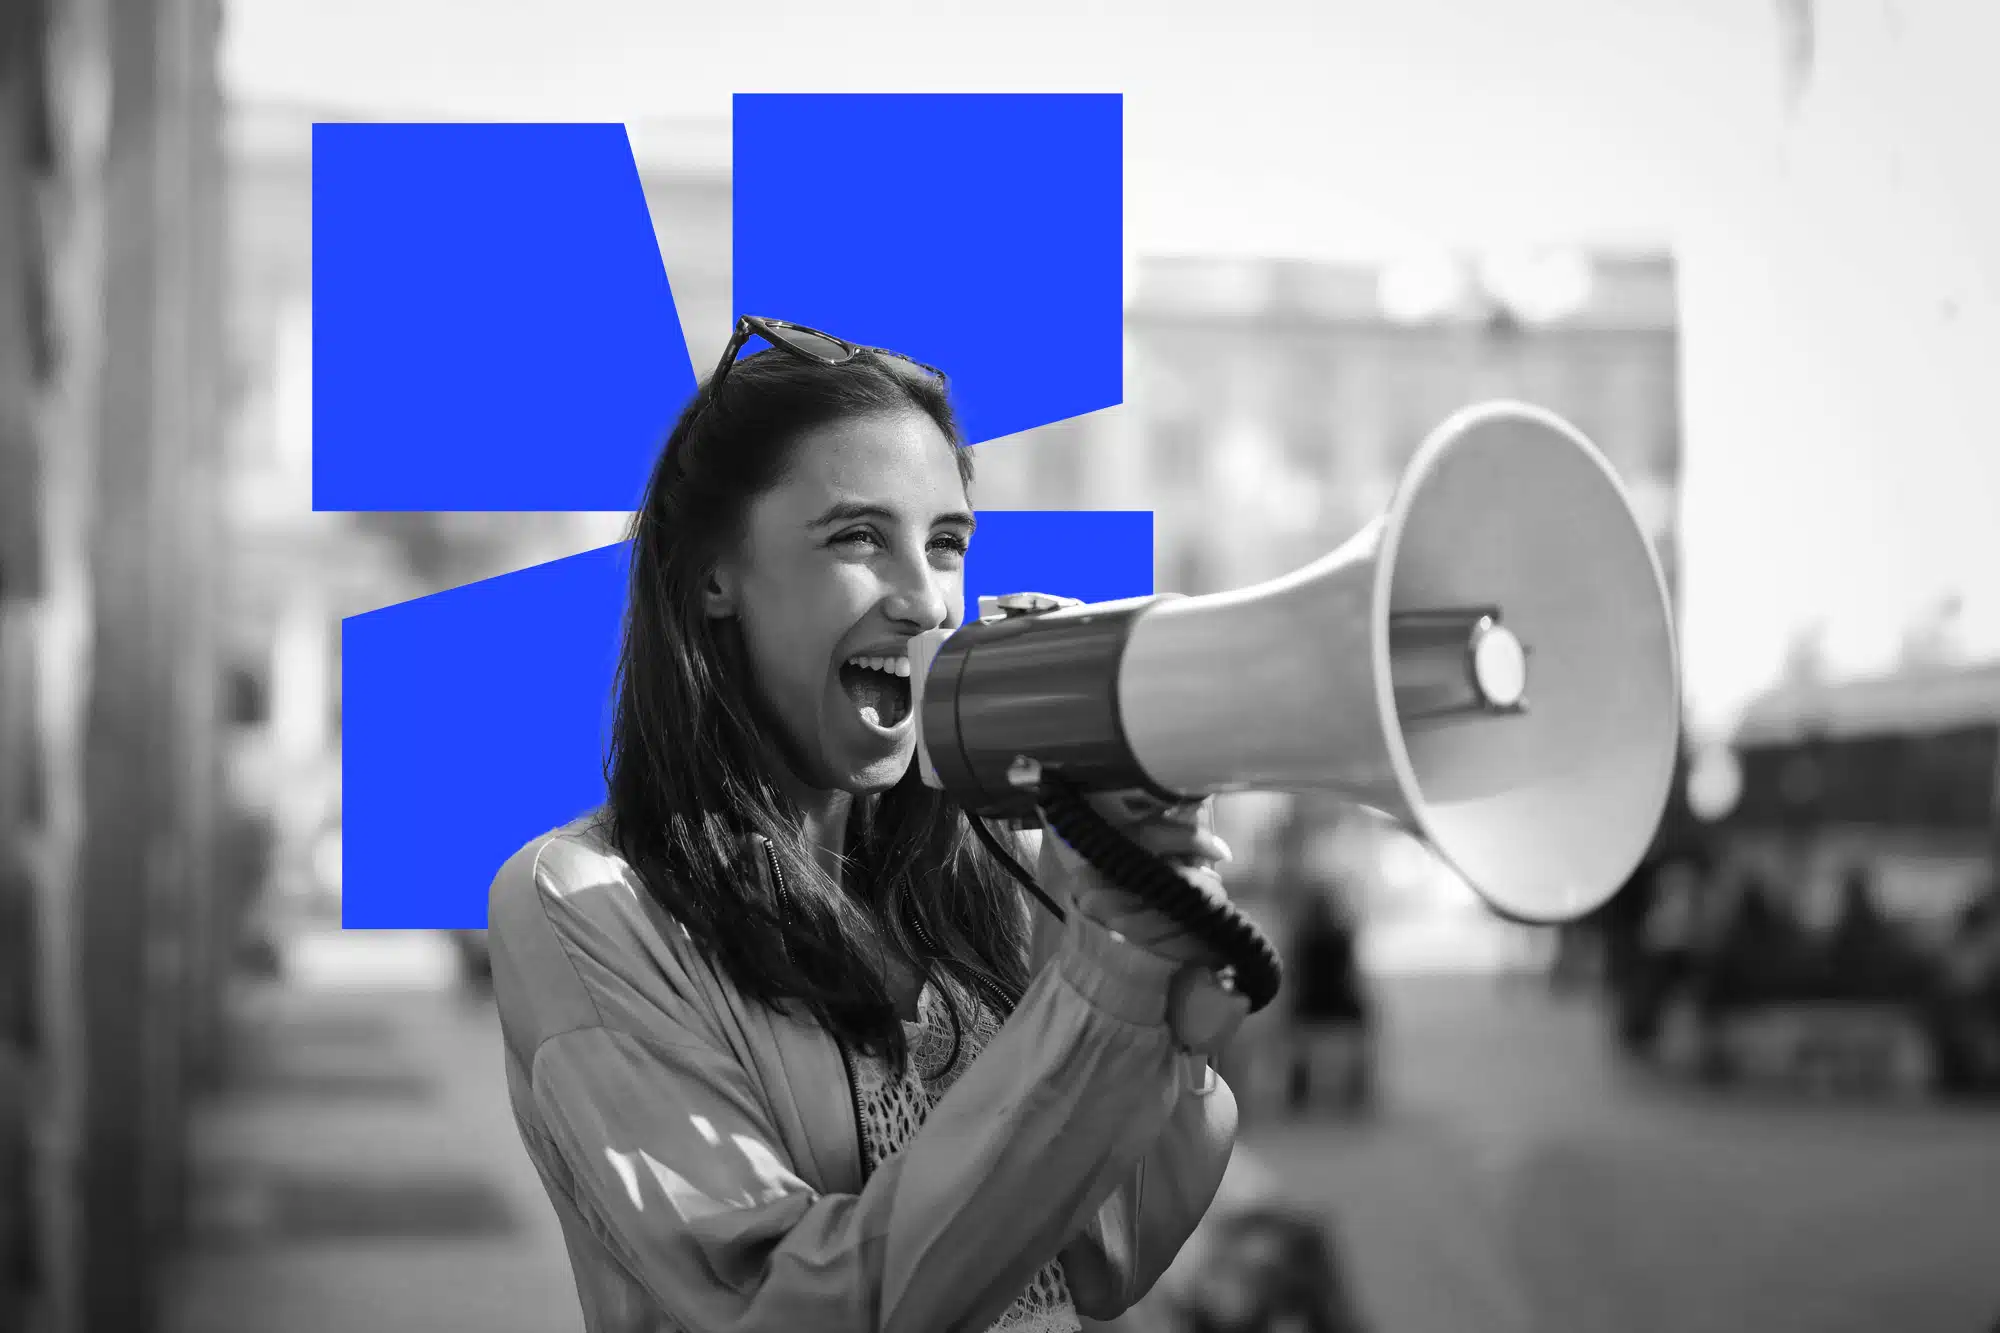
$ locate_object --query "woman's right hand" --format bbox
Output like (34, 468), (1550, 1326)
(988, 594), (1237, 963)
(1035, 790), (1254, 1054)
(1035, 790), (1235, 965)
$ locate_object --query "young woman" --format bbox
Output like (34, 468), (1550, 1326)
(488, 318), (1250, 1333)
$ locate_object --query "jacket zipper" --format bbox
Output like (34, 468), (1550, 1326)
(901, 900), (967, 1074)
(906, 901), (941, 958)
(760, 834), (874, 1183)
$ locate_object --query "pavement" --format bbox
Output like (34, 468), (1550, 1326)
(1232, 975), (2000, 1333)
(159, 934), (2000, 1333)
(160, 930), (581, 1333)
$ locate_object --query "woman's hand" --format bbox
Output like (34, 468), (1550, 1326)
(1036, 790), (1253, 1054)
(1036, 791), (1232, 961)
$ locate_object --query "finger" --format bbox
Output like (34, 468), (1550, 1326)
(1104, 784), (1208, 824)
(1176, 864), (1233, 908)
(1041, 807), (1231, 868)
(1069, 883), (1159, 923)
(1084, 788), (1212, 825)
(1131, 797), (1207, 829)
(1208, 994), (1252, 1053)
(1124, 824), (1233, 866)
(1169, 967), (1254, 1052)
(1077, 868), (1227, 918)
(1083, 789), (1168, 825)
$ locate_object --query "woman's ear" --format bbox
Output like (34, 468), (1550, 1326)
(702, 565), (738, 620)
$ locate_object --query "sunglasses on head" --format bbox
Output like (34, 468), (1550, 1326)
(694, 315), (947, 422)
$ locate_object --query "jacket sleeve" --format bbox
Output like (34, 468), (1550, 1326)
(1016, 844), (1232, 1312)
(1013, 828), (1241, 1318)
(1056, 1055), (1237, 1317)
(509, 860), (1213, 1333)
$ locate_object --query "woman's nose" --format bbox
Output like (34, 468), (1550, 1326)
(883, 563), (950, 630)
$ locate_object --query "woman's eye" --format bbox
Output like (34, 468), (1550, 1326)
(830, 527), (968, 560)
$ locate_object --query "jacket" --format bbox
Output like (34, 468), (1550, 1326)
(487, 812), (1239, 1333)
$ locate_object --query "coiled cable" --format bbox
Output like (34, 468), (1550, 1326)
(969, 774), (1285, 1014)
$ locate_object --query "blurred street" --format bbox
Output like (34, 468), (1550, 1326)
(156, 931), (2000, 1333)
(159, 929), (577, 1333)
(1252, 978), (2000, 1332)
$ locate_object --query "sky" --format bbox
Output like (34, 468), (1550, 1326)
(221, 0), (2000, 738)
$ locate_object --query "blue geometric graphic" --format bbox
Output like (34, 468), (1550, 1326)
(734, 94), (1124, 446)
(961, 511), (1153, 611)
(312, 123), (692, 512)
(342, 546), (632, 928)
(325, 96), (1146, 929)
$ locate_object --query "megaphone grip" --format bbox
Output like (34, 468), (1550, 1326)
(1034, 774), (1285, 1014)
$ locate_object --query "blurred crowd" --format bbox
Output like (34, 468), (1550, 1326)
(1601, 850), (2000, 1095)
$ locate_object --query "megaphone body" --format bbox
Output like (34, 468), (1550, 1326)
(913, 401), (1681, 924)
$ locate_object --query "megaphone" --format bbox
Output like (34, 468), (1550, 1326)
(912, 401), (1681, 927)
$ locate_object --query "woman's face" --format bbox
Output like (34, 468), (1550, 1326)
(706, 409), (972, 796)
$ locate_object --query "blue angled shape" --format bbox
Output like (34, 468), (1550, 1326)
(333, 98), (1141, 928)
(733, 94), (1124, 446)
(964, 511), (1152, 611)
(341, 544), (630, 928)
(312, 123), (691, 513)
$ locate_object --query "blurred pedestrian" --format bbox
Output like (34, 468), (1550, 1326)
(1697, 873), (1802, 1015)
(1284, 881), (1373, 1113)
(1821, 863), (1922, 1001)
(1921, 879), (2000, 1095)
(1614, 852), (1707, 1052)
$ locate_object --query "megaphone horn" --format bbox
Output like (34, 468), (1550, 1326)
(913, 400), (1681, 928)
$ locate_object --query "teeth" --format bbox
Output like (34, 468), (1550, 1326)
(846, 654), (911, 676)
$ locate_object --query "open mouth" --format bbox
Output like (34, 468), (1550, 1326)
(838, 654), (913, 731)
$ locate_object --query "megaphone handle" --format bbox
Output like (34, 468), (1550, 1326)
(1033, 774), (1285, 1014)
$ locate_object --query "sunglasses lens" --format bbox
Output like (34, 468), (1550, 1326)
(764, 325), (853, 363)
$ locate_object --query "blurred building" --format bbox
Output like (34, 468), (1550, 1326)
(1716, 655), (2000, 936)
(988, 250), (1679, 599)
(986, 251), (1683, 731)
(4, 1), (231, 1330)
(4, 28), (735, 1327)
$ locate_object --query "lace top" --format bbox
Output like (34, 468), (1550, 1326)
(847, 976), (1081, 1333)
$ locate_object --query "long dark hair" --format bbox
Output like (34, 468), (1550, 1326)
(599, 347), (1031, 1073)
